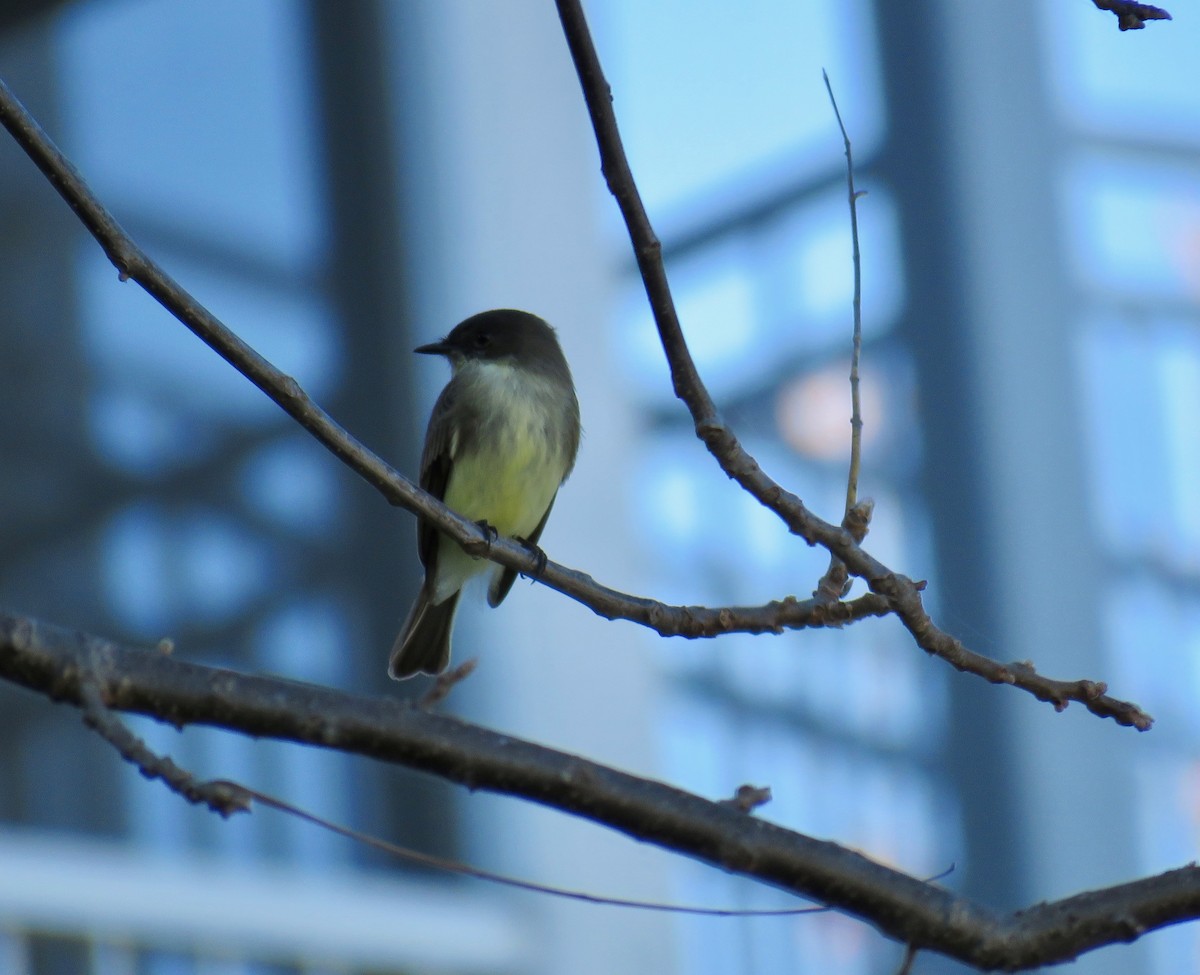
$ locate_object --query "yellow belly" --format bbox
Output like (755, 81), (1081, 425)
(427, 359), (576, 605)
(442, 433), (562, 540)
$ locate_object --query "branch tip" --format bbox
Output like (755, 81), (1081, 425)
(720, 784), (773, 813)
(419, 658), (479, 709)
(1091, 0), (1172, 29)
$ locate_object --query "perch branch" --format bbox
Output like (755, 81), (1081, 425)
(0, 71), (1151, 726)
(0, 613), (1194, 969)
(0, 74), (892, 648)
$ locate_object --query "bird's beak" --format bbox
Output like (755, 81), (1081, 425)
(414, 338), (452, 356)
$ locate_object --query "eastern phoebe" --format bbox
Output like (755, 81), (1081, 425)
(388, 309), (581, 679)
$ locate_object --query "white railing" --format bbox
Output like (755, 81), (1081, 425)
(0, 828), (530, 974)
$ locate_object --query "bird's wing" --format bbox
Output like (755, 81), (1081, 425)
(417, 385), (457, 572)
(487, 493), (557, 608)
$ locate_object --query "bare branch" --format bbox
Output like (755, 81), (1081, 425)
(823, 69), (865, 520)
(1091, 0), (1172, 30)
(418, 657), (478, 709)
(80, 675), (827, 917)
(78, 677), (250, 818)
(77, 652), (833, 917)
(0, 64), (1150, 724)
(551, 0), (1152, 729)
(815, 69), (869, 602)
(0, 612), (1194, 969)
(0, 76), (894, 650)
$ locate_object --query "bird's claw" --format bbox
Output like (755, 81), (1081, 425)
(517, 537), (549, 579)
(475, 519), (498, 552)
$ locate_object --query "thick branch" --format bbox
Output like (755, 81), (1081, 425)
(0, 612), (1195, 970)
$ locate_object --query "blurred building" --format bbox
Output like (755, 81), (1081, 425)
(0, 1), (1197, 974)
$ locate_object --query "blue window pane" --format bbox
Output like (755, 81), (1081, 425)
(632, 436), (837, 592)
(57, 0), (324, 268)
(1077, 314), (1196, 563)
(1063, 154), (1200, 303)
(718, 620), (946, 752)
(239, 436), (344, 540)
(1160, 332), (1200, 560)
(668, 865), (745, 975)
(658, 689), (737, 803)
(774, 349), (919, 474)
(100, 504), (176, 633)
(257, 598), (350, 685)
(1076, 315), (1162, 553)
(101, 503), (275, 634)
(79, 248), (339, 436)
(786, 912), (882, 975)
(1041, 0), (1200, 143)
(88, 385), (217, 475)
(618, 188), (904, 406)
(1107, 576), (1200, 738)
(593, 0), (883, 226)
(1134, 755), (1200, 972)
(618, 236), (758, 402)
(763, 188), (904, 347)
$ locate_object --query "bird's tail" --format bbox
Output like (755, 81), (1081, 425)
(388, 587), (460, 680)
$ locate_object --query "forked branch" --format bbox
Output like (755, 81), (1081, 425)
(551, 0), (1150, 729)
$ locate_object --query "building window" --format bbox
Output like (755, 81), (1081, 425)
(1048, 3), (1200, 970)
(597, 2), (956, 971)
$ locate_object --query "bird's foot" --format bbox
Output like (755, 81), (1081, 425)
(475, 519), (498, 553)
(517, 536), (549, 579)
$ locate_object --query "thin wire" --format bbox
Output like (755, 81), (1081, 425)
(215, 781), (836, 918)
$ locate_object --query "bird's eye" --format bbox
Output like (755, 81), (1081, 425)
(473, 333), (491, 349)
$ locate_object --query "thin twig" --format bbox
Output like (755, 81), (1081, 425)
(228, 781), (829, 917)
(78, 678), (249, 817)
(79, 662), (827, 916)
(815, 70), (871, 601)
(896, 944), (919, 975)
(824, 69), (864, 519)
(418, 658), (478, 709)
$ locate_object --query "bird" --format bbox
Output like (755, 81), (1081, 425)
(388, 309), (581, 679)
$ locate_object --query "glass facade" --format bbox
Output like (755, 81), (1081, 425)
(1047, 3), (1200, 971)
(1, 1), (1198, 973)
(596, 3), (955, 972)
(0, 2), (470, 972)
(57, 0), (355, 864)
